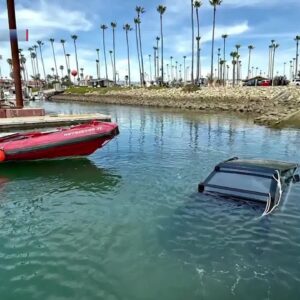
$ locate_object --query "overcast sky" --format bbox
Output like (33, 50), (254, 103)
(0, 0), (300, 81)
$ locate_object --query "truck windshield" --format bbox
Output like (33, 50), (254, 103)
(205, 172), (273, 202)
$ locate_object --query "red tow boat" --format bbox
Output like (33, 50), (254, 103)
(0, 121), (119, 162)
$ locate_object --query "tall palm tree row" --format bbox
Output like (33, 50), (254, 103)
(136, 6), (146, 85)
(157, 5), (167, 84)
(49, 38), (58, 79)
(209, 0), (222, 80)
(71, 35), (80, 82)
(111, 22), (117, 84)
(194, 1), (202, 84)
(100, 25), (108, 80)
(123, 23), (132, 86)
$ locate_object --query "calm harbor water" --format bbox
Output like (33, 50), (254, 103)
(1, 101), (300, 300)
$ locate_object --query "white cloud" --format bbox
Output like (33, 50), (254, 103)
(0, 0), (93, 40)
(171, 21), (250, 54)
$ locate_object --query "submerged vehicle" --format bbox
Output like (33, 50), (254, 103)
(0, 121), (119, 162)
(198, 157), (300, 215)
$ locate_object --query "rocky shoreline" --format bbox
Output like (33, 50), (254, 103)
(50, 86), (300, 128)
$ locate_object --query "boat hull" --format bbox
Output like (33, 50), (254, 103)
(0, 121), (119, 162)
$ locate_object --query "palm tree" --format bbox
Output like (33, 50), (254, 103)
(209, 0), (222, 80)
(170, 56), (174, 80)
(37, 41), (46, 80)
(222, 34), (228, 84)
(217, 48), (221, 80)
(153, 46), (157, 80)
(156, 36), (160, 78)
(123, 24), (132, 86)
(60, 39), (70, 81)
(71, 35), (80, 82)
(96, 49), (100, 79)
(66, 53), (71, 76)
(190, 0), (195, 83)
(136, 6), (146, 85)
(157, 5), (166, 84)
(247, 45), (254, 79)
(111, 22), (117, 84)
(271, 43), (279, 85)
(183, 55), (187, 83)
(28, 47), (35, 77)
(49, 38), (58, 79)
(109, 50), (114, 79)
(96, 59), (100, 80)
(33, 45), (40, 78)
(148, 54), (152, 82)
(230, 51), (238, 86)
(59, 65), (64, 79)
(100, 25), (108, 80)
(80, 67), (84, 80)
(194, 1), (202, 84)
(235, 44), (241, 82)
(294, 36), (300, 78)
(134, 18), (142, 85)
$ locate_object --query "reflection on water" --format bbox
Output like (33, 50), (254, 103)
(0, 158), (121, 194)
(1, 101), (300, 300)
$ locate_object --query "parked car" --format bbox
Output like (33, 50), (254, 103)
(198, 157), (299, 216)
(258, 80), (271, 86)
(290, 79), (300, 86)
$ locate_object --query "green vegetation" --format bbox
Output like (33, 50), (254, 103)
(64, 86), (132, 95)
(182, 84), (201, 93)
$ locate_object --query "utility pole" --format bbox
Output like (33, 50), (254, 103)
(7, 0), (23, 108)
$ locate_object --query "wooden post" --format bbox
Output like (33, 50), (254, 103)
(7, 0), (23, 108)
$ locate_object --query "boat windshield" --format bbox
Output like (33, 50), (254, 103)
(205, 172), (273, 202)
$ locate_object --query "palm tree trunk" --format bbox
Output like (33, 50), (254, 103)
(223, 38), (226, 85)
(135, 23), (142, 86)
(210, 6), (216, 80)
(156, 39), (159, 80)
(160, 14), (164, 84)
(232, 63), (235, 86)
(183, 57), (186, 83)
(196, 8), (200, 84)
(191, 0), (194, 83)
(125, 30), (131, 86)
(110, 52), (114, 79)
(138, 22), (145, 86)
(272, 48), (276, 86)
(149, 55), (152, 82)
(73, 40), (80, 82)
(62, 43), (70, 81)
(34, 48), (40, 78)
(247, 49), (251, 79)
(296, 40), (299, 78)
(38, 45), (46, 81)
(113, 28), (116, 84)
(153, 48), (156, 80)
(102, 30), (108, 80)
(51, 42), (58, 78)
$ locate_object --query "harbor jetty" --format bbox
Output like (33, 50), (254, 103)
(50, 86), (300, 128)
